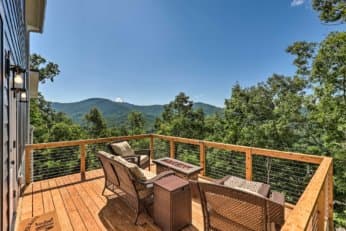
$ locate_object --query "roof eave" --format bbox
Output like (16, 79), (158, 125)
(26, 0), (46, 33)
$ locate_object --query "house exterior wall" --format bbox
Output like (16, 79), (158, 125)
(0, 0), (29, 230)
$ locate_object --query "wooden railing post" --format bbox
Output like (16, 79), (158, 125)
(80, 144), (86, 180)
(150, 135), (154, 160)
(199, 142), (206, 176)
(327, 162), (334, 230)
(170, 140), (175, 159)
(245, 148), (252, 181)
(25, 146), (32, 185)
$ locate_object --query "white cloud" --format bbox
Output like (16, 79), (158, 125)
(114, 97), (124, 103)
(291, 0), (305, 6)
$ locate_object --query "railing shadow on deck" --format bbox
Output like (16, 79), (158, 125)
(22, 174), (104, 197)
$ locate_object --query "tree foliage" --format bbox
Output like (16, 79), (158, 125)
(84, 107), (108, 138)
(127, 111), (145, 135)
(216, 75), (307, 151)
(30, 93), (85, 143)
(30, 53), (60, 83)
(312, 0), (346, 23)
(155, 92), (205, 139)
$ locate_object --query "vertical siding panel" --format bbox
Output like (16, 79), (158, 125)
(1, 0), (27, 230)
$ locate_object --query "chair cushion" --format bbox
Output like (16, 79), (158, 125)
(112, 155), (155, 181)
(97, 151), (116, 159)
(223, 176), (266, 197)
(112, 155), (144, 179)
(110, 141), (135, 157)
(139, 155), (149, 165)
(140, 168), (156, 180)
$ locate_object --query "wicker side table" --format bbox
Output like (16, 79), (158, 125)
(153, 175), (191, 231)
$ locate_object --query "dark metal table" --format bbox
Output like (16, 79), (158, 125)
(153, 175), (191, 231)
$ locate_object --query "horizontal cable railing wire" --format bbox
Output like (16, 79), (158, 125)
(252, 155), (318, 204)
(128, 138), (150, 150)
(86, 142), (109, 171)
(32, 146), (80, 181)
(175, 143), (200, 166)
(205, 147), (246, 179)
(153, 138), (170, 159)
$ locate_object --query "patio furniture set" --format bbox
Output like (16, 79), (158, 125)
(96, 141), (285, 231)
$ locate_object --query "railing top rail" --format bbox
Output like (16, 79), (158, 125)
(27, 133), (324, 164)
(152, 134), (324, 164)
(25, 134), (151, 150)
(281, 157), (332, 230)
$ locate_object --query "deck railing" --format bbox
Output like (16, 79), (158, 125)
(24, 134), (333, 230)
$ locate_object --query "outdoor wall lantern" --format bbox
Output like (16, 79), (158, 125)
(10, 65), (26, 93)
(19, 91), (28, 103)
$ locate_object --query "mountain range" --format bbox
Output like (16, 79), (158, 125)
(51, 98), (223, 129)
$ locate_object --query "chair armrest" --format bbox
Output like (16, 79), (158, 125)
(137, 170), (175, 185)
(268, 191), (285, 226)
(123, 155), (140, 166)
(134, 149), (150, 156)
(212, 175), (231, 185)
(269, 191), (285, 205)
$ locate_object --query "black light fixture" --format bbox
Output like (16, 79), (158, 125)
(10, 65), (26, 93)
(19, 91), (28, 103)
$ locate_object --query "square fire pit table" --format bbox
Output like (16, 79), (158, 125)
(153, 157), (202, 180)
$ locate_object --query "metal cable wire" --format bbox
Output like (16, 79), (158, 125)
(86, 142), (108, 171)
(206, 147), (246, 179)
(31, 137), (322, 207)
(128, 139), (150, 150)
(252, 155), (318, 204)
(153, 139), (170, 159)
(175, 143), (200, 166)
(32, 146), (80, 181)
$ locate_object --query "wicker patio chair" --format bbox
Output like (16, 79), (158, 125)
(212, 175), (285, 229)
(192, 181), (284, 231)
(107, 141), (151, 169)
(96, 151), (174, 224)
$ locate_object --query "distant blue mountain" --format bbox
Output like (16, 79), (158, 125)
(51, 98), (223, 129)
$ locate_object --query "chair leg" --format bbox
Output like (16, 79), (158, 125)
(134, 210), (140, 225)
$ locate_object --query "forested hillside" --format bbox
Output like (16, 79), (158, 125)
(51, 98), (222, 129)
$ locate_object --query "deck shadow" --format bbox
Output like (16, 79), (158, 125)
(98, 195), (199, 231)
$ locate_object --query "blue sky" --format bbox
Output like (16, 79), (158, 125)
(31, 0), (342, 107)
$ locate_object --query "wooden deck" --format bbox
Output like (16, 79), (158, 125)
(16, 168), (204, 231)
(16, 166), (293, 231)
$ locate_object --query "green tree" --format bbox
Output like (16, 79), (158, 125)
(49, 123), (85, 142)
(30, 93), (85, 143)
(155, 92), (206, 139)
(287, 31), (346, 227)
(30, 53), (60, 83)
(127, 111), (145, 135)
(312, 0), (346, 23)
(222, 75), (307, 150)
(84, 107), (108, 138)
